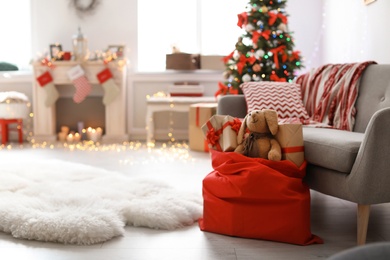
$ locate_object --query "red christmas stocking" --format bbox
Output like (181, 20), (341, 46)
(97, 68), (120, 105)
(36, 71), (59, 107)
(67, 65), (92, 104)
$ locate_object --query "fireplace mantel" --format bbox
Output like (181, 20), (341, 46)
(32, 60), (128, 143)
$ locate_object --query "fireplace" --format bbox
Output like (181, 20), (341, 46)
(55, 96), (105, 134)
(32, 60), (128, 143)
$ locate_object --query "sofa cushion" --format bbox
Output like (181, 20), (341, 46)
(240, 81), (310, 122)
(303, 127), (364, 173)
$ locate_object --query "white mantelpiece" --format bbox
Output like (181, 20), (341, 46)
(32, 60), (128, 143)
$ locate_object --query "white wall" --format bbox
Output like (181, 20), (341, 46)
(30, 0), (137, 62)
(322, 0), (390, 64)
(287, 0), (324, 74)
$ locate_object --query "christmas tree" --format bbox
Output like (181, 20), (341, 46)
(216, 0), (303, 96)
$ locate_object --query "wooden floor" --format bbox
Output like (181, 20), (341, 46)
(0, 142), (389, 260)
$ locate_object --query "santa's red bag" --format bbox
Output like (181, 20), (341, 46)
(199, 150), (323, 246)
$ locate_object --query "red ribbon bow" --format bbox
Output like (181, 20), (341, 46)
(222, 51), (235, 64)
(270, 45), (286, 69)
(215, 82), (239, 97)
(229, 88), (239, 95)
(270, 74), (287, 82)
(268, 12), (288, 26)
(226, 118), (242, 134)
(215, 82), (228, 97)
(237, 55), (256, 74)
(252, 30), (271, 44)
(206, 128), (222, 146)
(289, 51), (301, 61)
(237, 12), (248, 28)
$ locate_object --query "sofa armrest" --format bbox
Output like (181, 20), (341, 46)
(217, 95), (247, 118)
(347, 107), (390, 204)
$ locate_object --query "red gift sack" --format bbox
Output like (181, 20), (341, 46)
(199, 150), (323, 245)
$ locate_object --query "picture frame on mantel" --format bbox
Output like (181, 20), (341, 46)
(107, 45), (125, 59)
(364, 0), (376, 5)
(50, 44), (63, 61)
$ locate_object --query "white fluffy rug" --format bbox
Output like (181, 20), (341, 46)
(0, 160), (203, 245)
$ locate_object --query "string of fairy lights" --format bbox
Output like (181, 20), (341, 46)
(0, 139), (195, 164)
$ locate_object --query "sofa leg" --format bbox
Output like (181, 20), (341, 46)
(357, 204), (370, 245)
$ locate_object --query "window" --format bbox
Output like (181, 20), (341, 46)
(137, 0), (247, 72)
(0, 0), (32, 70)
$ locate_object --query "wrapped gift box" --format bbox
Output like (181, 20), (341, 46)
(201, 115), (224, 151)
(275, 121), (305, 167)
(221, 115), (241, 151)
(201, 115), (241, 152)
(189, 103), (217, 152)
(166, 53), (201, 70)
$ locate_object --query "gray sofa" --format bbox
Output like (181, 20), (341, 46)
(217, 64), (390, 245)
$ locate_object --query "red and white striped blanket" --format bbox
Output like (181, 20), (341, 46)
(295, 61), (377, 131)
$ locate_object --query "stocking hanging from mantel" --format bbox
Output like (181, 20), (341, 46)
(67, 65), (92, 104)
(96, 68), (120, 105)
(36, 71), (59, 107)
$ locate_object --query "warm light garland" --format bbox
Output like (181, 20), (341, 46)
(0, 141), (196, 164)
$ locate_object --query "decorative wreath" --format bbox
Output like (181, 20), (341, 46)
(71, 0), (100, 16)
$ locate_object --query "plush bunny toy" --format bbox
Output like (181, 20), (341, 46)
(235, 109), (282, 161)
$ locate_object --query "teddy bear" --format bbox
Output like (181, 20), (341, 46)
(234, 109), (282, 161)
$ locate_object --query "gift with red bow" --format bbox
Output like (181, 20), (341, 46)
(201, 115), (242, 152)
(275, 118), (305, 167)
(189, 103), (218, 152)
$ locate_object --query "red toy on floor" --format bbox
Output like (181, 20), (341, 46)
(0, 118), (23, 145)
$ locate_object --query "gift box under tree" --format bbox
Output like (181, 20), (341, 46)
(188, 103), (217, 152)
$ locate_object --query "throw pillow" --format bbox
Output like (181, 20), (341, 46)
(240, 81), (310, 121)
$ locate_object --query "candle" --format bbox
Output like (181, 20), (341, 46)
(74, 132), (81, 142)
(66, 133), (74, 143)
(61, 126), (70, 135)
(86, 127), (93, 140)
(86, 127), (102, 142)
(77, 122), (84, 136)
(81, 128), (88, 140)
(58, 132), (67, 142)
(89, 129), (99, 142)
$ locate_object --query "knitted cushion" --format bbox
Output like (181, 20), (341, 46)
(240, 81), (309, 121)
